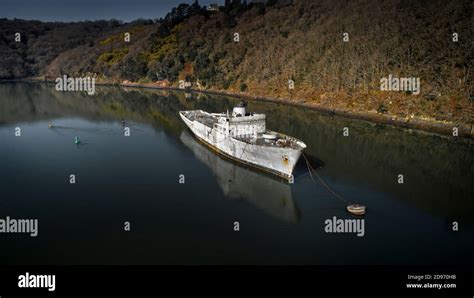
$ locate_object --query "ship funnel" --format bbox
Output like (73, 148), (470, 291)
(233, 101), (247, 117)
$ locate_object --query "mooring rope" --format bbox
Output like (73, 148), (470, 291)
(302, 152), (351, 204)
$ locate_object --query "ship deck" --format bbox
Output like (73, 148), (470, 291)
(181, 110), (218, 128)
(235, 134), (303, 149)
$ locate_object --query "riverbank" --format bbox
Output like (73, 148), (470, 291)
(4, 77), (473, 138)
(194, 88), (474, 139)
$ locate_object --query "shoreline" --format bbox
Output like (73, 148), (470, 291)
(3, 77), (473, 139)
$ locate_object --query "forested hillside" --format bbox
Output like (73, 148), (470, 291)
(1, 0), (472, 124)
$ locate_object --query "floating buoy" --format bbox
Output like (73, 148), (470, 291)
(347, 204), (366, 216)
(74, 136), (80, 144)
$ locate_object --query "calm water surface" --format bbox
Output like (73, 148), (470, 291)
(0, 82), (473, 265)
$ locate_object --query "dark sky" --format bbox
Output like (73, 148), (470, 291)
(0, 0), (224, 22)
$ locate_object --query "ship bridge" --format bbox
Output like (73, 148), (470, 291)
(229, 101), (265, 137)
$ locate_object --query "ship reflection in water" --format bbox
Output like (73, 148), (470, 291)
(180, 130), (300, 223)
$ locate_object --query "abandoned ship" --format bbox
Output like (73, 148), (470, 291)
(179, 101), (307, 181)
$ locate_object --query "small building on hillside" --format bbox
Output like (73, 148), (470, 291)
(207, 4), (220, 11)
